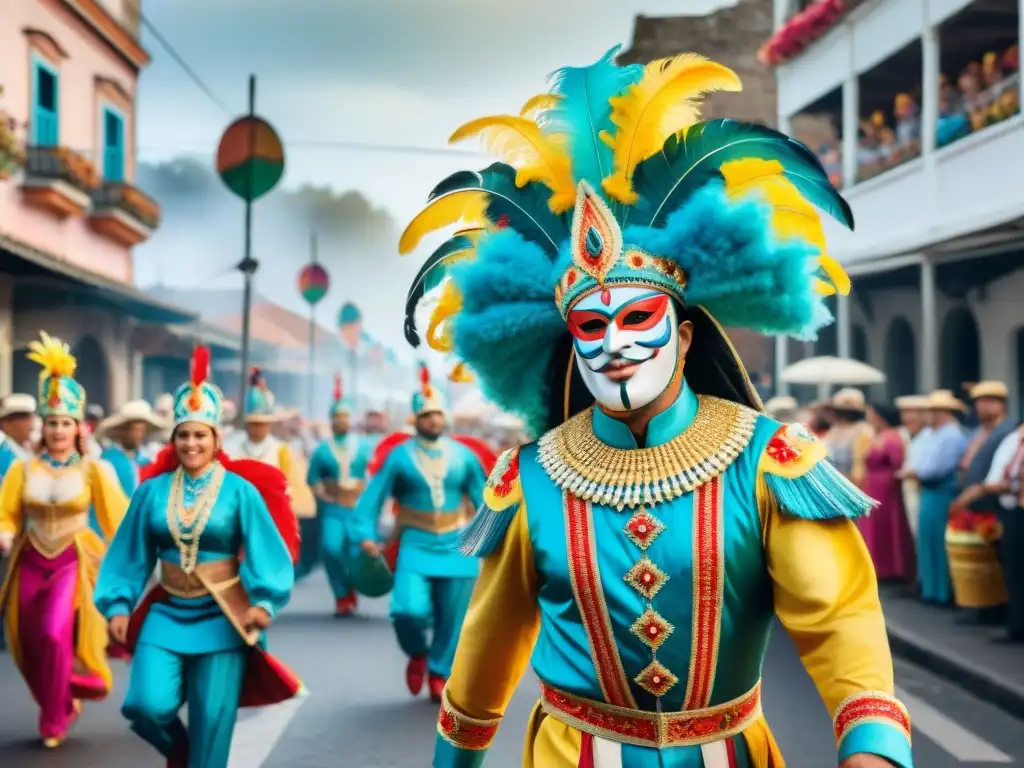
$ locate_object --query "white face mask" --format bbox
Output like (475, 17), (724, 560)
(567, 286), (680, 413)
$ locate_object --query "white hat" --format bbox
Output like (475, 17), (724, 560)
(153, 393), (174, 414)
(764, 395), (798, 416)
(94, 400), (170, 440)
(832, 387), (867, 412)
(0, 394), (37, 419)
(894, 395), (930, 411)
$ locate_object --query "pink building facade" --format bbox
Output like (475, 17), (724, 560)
(0, 0), (194, 411)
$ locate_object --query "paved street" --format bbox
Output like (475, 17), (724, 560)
(1, 571), (1022, 767)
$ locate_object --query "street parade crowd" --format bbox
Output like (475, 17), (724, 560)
(0, 44), (986, 768)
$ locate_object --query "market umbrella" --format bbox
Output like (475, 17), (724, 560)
(781, 356), (886, 386)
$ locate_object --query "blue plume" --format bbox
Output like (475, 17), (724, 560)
(624, 183), (831, 340)
(449, 229), (565, 437)
(544, 46), (643, 188)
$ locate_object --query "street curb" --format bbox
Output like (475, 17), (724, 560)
(887, 624), (1024, 720)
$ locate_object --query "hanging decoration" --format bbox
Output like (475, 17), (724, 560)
(758, 0), (848, 68)
(338, 302), (362, 350)
(298, 263), (330, 305)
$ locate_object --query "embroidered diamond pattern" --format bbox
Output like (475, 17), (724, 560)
(634, 660), (678, 697)
(623, 510), (665, 550)
(630, 608), (673, 651)
(624, 557), (669, 600)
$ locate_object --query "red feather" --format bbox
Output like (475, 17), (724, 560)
(452, 434), (499, 475)
(140, 445), (300, 564)
(190, 346), (211, 388)
(367, 431), (413, 475)
(249, 367), (263, 388)
(333, 373), (343, 401)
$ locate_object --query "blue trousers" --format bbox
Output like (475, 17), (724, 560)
(122, 642), (247, 768)
(321, 512), (357, 600)
(390, 571), (474, 678)
(294, 516), (322, 582)
(918, 485), (955, 604)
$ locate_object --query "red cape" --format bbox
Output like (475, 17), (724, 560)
(368, 432), (498, 476)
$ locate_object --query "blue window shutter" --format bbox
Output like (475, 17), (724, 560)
(102, 109), (124, 181)
(31, 58), (59, 146)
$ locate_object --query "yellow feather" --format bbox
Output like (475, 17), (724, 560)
(426, 280), (462, 353)
(520, 93), (562, 118)
(601, 53), (742, 204)
(448, 361), (474, 383)
(720, 158), (851, 296)
(26, 331), (77, 379)
(398, 192), (489, 255)
(449, 115), (576, 213)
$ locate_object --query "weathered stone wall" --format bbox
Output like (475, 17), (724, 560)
(618, 0), (778, 378)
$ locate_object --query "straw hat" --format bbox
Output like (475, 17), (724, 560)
(894, 395), (930, 411)
(0, 394), (37, 419)
(764, 395), (798, 416)
(969, 381), (1008, 400)
(927, 389), (968, 413)
(831, 388), (867, 412)
(94, 400), (170, 440)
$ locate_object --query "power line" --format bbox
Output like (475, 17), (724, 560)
(140, 14), (232, 115)
(137, 139), (486, 158)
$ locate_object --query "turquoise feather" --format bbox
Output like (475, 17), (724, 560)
(544, 46), (642, 190)
(404, 233), (477, 348)
(630, 119), (854, 230)
(427, 163), (568, 256)
(763, 456), (877, 520)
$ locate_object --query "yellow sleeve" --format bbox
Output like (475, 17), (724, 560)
(88, 460), (130, 542)
(757, 423), (912, 767)
(278, 443), (292, 476)
(437, 450), (540, 759)
(0, 460), (26, 534)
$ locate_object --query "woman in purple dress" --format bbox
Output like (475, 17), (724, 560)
(860, 403), (916, 581)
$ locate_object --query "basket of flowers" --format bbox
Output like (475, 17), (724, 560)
(945, 508), (1007, 608)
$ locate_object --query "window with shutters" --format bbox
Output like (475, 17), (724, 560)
(31, 56), (59, 146)
(102, 107), (125, 181)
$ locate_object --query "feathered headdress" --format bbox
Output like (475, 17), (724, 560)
(27, 331), (85, 420)
(412, 363), (446, 416)
(330, 372), (354, 416)
(172, 345), (223, 429)
(400, 46), (854, 436)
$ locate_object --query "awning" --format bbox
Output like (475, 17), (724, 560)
(0, 232), (197, 324)
(166, 321), (242, 355)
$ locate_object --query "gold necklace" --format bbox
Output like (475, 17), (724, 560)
(537, 395), (757, 510)
(165, 464), (226, 573)
(412, 438), (447, 510)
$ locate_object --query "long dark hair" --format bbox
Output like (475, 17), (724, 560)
(540, 304), (763, 433)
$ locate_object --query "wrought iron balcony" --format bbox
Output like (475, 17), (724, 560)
(20, 145), (98, 218)
(87, 180), (161, 246)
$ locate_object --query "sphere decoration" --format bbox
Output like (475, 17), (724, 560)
(298, 263), (330, 305)
(339, 302), (362, 350)
(216, 116), (285, 202)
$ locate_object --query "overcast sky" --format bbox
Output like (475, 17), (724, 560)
(136, 0), (736, 348)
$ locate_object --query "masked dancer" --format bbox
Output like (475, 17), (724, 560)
(354, 365), (492, 701)
(94, 346), (301, 768)
(0, 333), (129, 747)
(399, 48), (913, 768)
(304, 374), (372, 615)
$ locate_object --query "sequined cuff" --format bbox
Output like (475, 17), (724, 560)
(834, 691), (912, 762)
(437, 690), (501, 751)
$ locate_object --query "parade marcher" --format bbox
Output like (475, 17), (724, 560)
(0, 394), (36, 476)
(354, 365), (490, 702)
(361, 403), (390, 452)
(0, 333), (129, 748)
(94, 346), (301, 768)
(399, 47), (913, 767)
(304, 374), (372, 615)
(895, 394), (931, 538)
(904, 389), (969, 605)
(95, 400), (169, 497)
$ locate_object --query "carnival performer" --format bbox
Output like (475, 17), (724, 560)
(303, 374), (372, 615)
(94, 346), (301, 768)
(354, 365), (491, 701)
(0, 333), (129, 748)
(398, 47), (914, 768)
(96, 399), (168, 497)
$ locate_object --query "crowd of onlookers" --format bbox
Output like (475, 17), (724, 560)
(765, 381), (1024, 646)
(810, 43), (1019, 187)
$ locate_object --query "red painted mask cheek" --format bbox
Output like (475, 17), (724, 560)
(567, 309), (610, 342)
(614, 294), (669, 332)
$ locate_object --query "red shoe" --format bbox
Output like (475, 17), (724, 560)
(347, 591), (358, 611)
(406, 656), (427, 696)
(334, 597), (353, 616)
(428, 674), (446, 702)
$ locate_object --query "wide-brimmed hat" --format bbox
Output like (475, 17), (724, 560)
(894, 395), (930, 411)
(927, 389), (968, 412)
(831, 387), (867, 412)
(969, 381), (1008, 400)
(0, 394), (37, 420)
(95, 400), (170, 440)
(764, 395), (798, 416)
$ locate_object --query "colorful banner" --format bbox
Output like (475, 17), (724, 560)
(216, 116), (284, 202)
(339, 302), (362, 350)
(298, 263), (330, 305)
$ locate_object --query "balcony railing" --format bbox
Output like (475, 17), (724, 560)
(24, 145), (100, 194)
(92, 181), (161, 230)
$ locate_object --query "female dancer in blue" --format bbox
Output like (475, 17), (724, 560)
(95, 346), (301, 768)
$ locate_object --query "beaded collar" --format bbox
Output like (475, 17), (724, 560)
(537, 395), (757, 510)
(41, 452), (82, 470)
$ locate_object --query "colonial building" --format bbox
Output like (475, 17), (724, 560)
(768, 0), (1023, 412)
(0, 0), (196, 410)
(619, 0), (779, 378)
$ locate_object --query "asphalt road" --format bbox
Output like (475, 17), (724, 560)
(1, 571), (1022, 767)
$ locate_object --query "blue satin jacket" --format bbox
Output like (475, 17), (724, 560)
(307, 433), (372, 520)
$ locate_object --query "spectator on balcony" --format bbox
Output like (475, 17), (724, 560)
(894, 93), (921, 159)
(818, 139), (842, 188)
(856, 121), (883, 179)
(959, 68), (989, 131)
(938, 74), (971, 147)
